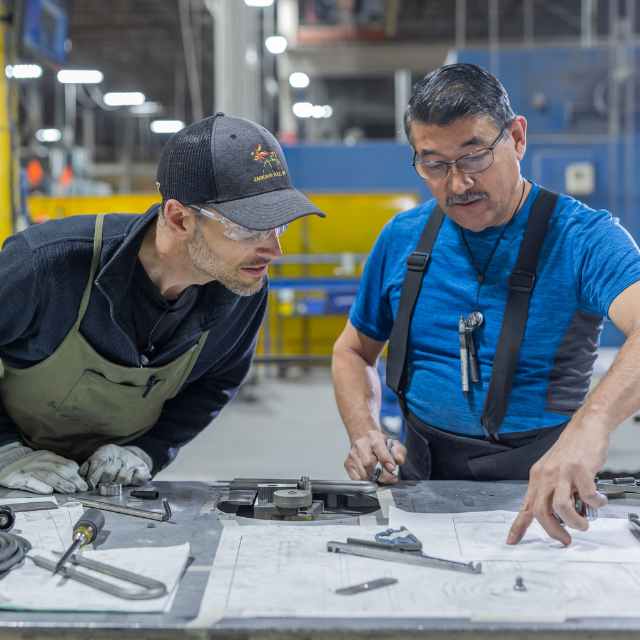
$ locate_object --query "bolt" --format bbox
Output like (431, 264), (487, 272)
(514, 575), (527, 592)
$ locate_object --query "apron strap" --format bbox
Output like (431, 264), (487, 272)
(74, 215), (105, 328)
(386, 206), (444, 410)
(386, 187), (558, 439)
(480, 188), (558, 439)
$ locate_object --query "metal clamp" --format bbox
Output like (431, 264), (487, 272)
(31, 553), (167, 600)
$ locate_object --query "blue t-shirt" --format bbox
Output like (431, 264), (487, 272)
(350, 182), (640, 436)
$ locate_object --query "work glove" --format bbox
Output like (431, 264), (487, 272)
(0, 442), (88, 494)
(79, 444), (152, 489)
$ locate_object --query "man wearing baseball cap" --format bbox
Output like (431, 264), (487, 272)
(0, 113), (325, 494)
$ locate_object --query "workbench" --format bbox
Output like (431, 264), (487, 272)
(1, 480), (640, 639)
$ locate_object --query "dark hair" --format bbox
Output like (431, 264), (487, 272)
(404, 63), (515, 140)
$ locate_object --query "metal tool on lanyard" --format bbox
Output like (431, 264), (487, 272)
(459, 312), (483, 393)
(327, 526), (482, 574)
(53, 508), (105, 575)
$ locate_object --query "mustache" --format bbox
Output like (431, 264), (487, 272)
(446, 192), (488, 206)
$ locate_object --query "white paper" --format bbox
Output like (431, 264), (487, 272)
(194, 516), (640, 624)
(0, 543), (190, 612)
(388, 507), (640, 563)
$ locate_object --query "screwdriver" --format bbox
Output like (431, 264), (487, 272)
(53, 508), (105, 575)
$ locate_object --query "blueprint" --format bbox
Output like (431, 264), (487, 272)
(195, 511), (640, 624)
(0, 500), (190, 612)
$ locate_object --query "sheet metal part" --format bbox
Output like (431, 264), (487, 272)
(335, 577), (398, 595)
(80, 497), (172, 522)
(327, 539), (482, 574)
(3, 501), (58, 512)
(229, 478), (378, 494)
(32, 553), (168, 600)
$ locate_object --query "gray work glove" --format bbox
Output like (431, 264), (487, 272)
(79, 444), (152, 489)
(0, 442), (88, 494)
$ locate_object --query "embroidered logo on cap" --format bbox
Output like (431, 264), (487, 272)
(251, 144), (286, 183)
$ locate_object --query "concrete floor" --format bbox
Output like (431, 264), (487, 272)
(157, 360), (639, 482)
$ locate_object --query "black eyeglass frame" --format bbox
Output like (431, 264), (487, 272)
(411, 124), (511, 181)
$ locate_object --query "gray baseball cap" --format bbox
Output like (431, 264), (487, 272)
(156, 113), (326, 230)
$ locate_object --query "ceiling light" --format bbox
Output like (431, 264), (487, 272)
(130, 101), (162, 116)
(150, 119), (184, 134)
(289, 72), (309, 89)
(57, 69), (103, 84)
(35, 128), (62, 143)
(6, 64), (42, 79)
(265, 35), (287, 54)
(244, 0), (274, 6)
(292, 102), (313, 118)
(104, 92), (145, 107)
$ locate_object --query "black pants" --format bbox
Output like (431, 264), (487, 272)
(400, 412), (567, 481)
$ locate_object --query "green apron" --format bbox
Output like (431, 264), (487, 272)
(0, 216), (209, 461)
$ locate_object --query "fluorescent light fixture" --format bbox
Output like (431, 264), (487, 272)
(244, 0), (273, 6)
(57, 69), (103, 84)
(104, 91), (145, 107)
(150, 119), (184, 134)
(292, 102), (313, 118)
(35, 128), (62, 143)
(6, 64), (42, 79)
(130, 101), (162, 116)
(265, 35), (287, 54)
(289, 72), (309, 89)
(311, 104), (333, 119)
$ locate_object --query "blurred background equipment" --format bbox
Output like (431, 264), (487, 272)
(0, 0), (637, 478)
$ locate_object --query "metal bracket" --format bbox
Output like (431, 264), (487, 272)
(31, 552), (168, 600)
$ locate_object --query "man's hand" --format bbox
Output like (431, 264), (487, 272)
(507, 420), (609, 546)
(344, 430), (406, 483)
(79, 444), (152, 489)
(0, 442), (88, 494)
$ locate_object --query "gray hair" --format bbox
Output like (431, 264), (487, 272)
(404, 63), (515, 141)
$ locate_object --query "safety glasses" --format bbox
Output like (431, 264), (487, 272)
(189, 205), (287, 243)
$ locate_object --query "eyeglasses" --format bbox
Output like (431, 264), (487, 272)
(412, 126), (508, 181)
(189, 205), (287, 243)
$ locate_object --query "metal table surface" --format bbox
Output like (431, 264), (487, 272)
(0, 479), (639, 639)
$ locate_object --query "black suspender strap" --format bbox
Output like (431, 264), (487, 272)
(480, 187), (558, 439)
(386, 206), (445, 407)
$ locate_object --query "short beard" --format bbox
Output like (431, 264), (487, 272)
(187, 224), (265, 297)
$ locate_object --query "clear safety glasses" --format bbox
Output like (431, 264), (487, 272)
(190, 205), (287, 243)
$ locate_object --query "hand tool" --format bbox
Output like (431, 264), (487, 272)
(80, 497), (172, 522)
(374, 526), (422, 551)
(335, 577), (398, 595)
(371, 438), (400, 483)
(53, 508), (105, 575)
(464, 311), (483, 384)
(327, 526), (482, 574)
(32, 553), (168, 600)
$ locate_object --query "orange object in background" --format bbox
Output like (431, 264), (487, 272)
(59, 164), (73, 188)
(25, 159), (44, 188)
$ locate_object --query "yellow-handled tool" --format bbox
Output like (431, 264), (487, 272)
(53, 508), (105, 575)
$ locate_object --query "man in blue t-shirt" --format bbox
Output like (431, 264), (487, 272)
(332, 63), (640, 546)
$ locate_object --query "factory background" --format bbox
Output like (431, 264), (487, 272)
(2, 0), (638, 479)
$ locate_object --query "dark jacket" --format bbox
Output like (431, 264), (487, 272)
(0, 205), (267, 471)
